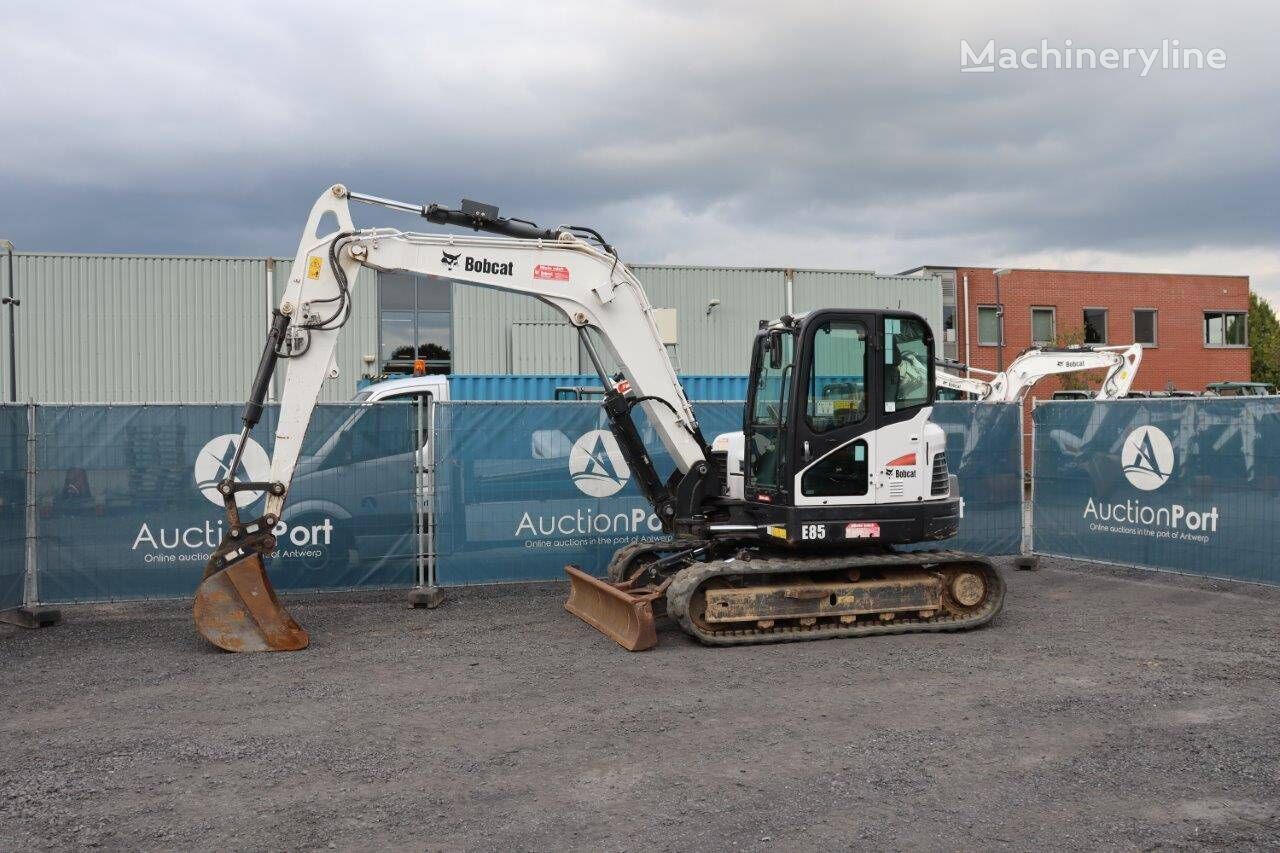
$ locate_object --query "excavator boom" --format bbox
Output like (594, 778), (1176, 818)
(937, 343), (1143, 402)
(194, 185), (707, 652)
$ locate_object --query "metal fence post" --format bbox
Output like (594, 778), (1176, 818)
(414, 396), (423, 588)
(408, 395), (443, 608)
(426, 396), (438, 589)
(1015, 399), (1040, 570)
(0, 402), (61, 628)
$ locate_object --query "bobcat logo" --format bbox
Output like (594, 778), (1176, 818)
(441, 251), (461, 270)
(1121, 425), (1174, 491)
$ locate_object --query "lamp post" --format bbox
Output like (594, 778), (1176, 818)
(992, 267), (1010, 371)
(1, 240), (16, 402)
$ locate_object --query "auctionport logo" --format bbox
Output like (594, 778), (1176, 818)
(568, 430), (631, 497)
(193, 434), (270, 506)
(960, 39), (1227, 76)
(134, 433), (333, 560)
(1121, 426), (1174, 491)
(1081, 422), (1219, 543)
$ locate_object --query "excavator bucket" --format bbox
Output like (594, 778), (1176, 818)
(193, 555), (309, 653)
(563, 564), (659, 651)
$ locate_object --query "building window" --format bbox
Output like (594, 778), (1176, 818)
(1083, 308), (1108, 344)
(378, 271), (452, 375)
(1134, 309), (1158, 346)
(1204, 311), (1247, 347)
(977, 305), (1003, 346)
(1031, 307), (1056, 345)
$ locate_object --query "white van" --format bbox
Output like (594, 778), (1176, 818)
(284, 376), (443, 574)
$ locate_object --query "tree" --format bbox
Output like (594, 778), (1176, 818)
(1249, 292), (1280, 387)
(1053, 325), (1099, 391)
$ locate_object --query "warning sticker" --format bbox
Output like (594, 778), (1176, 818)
(306, 256), (323, 279)
(533, 264), (570, 281)
(845, 522), (880, 539)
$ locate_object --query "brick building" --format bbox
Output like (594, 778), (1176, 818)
(901, 266), (1251, 398)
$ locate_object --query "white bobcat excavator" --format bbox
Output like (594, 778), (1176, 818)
(936, 344), (1143, 402)
(193, 185), (1003, 653)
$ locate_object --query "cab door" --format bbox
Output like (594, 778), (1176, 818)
(874, 315), (936, 504)
(743, 329), (796, 502)
(790, 312), (878, 507)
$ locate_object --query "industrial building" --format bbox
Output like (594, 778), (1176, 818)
(3, 250), (1251, 406)
(0, 253), (941, 403)
(901, 265), (1252, 395)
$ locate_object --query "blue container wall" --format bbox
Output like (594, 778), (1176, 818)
(447, 374), (749, 402)
(678, 375), (749, 402)
(447, 375), (597, 401)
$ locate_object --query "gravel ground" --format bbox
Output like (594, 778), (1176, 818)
(2, 556), (1279, 851)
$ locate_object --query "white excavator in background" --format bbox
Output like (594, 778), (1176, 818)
(935, 344), (1143, 403)
(193, 184), (1004, 654)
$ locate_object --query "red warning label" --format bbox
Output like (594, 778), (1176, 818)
(845, 522), (880, 539)
(533, 264), (570, 281)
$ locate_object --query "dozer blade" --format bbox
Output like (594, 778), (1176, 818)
(564, 565), (658, 652)
(193, 555), (309, 653)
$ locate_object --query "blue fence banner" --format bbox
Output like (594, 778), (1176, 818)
(906, 401), (1023, 556)
(433, 400), (1020, 586)
(432, 401), (744, 585)
(1033, 398), (1280, 584)
(0, 404), (27, 610)
(31, 402), (418, 603)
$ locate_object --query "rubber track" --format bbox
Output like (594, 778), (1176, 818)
(666, 549), (1005, 647)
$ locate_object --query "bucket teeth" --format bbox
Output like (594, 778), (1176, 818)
(564, 565), (658, 651)
(193, 555), (309, 653)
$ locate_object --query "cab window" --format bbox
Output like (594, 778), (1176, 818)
(805, 321), (867, 433)
(883, 317), (931, 413)
(746, 331), (794, 490)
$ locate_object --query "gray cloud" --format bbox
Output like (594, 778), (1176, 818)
(1, 0), (1277, 296)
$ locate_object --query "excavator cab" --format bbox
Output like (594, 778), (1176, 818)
(742, 310), (953, 546)
(744, 310), (935, 502)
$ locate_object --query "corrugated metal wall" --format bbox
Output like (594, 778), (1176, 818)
(632, 265), (785, 375)
(4, 253), (265, 403)
(449, 264), (941, 375)
(2, 253), (940, 401)
(792, 270), (943, 341)
(450, 282), (564, 373)
(0, 253), (376, 403)
(509, 322), (578, 373)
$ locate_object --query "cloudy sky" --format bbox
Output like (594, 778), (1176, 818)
(3, 1), (1278, 300)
